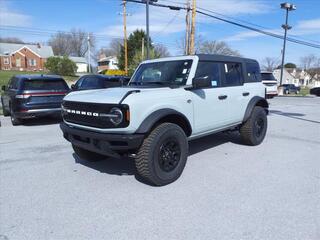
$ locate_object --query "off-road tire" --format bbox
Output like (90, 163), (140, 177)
(135, 123), (188, 186)
(240, 106), (267, 146)
(1, 98), (9, 116)
(72, 144), (107, 162)
(10, 105), (22, 126)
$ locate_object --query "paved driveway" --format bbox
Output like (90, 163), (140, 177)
(0, 97), (319, 240)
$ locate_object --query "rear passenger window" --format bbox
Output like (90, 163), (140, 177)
(246, 62), (261, 82)
(195, 61), (221, 87)
(223, 63), (243, 87)
(9, 78), (19, 89)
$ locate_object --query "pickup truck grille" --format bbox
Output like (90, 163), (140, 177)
(62, 101), (129, 129)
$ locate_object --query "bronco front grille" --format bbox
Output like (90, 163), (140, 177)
(62, 101), (129, 128)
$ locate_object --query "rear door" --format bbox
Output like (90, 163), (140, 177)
(221, 62), (247, 124)
(3, 77), (19, 110)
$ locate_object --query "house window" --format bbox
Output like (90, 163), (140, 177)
(4, 57), (9, 65)
(16, 58), (21, 67)
(28, 59), (37, 66)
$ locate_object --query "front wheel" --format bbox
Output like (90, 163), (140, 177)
(135, 123), (188, 186)
(240, 106), (267, 146)
(72, 144), (107, 162)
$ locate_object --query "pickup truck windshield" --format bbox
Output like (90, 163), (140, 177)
(130, 60), (192, 86)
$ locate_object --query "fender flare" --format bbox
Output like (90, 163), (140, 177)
(243, 96), (269, 122)
(135, 108), (192, 136)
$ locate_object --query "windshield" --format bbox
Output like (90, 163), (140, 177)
(261, 73), (276, 81)
(130, 60), (193, 86)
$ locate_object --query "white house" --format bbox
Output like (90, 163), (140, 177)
(97, 55), (118, 73)
(273, 68), (316, 87)
(69, 56), (88, 73)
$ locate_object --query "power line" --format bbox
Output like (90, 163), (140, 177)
(125, 0), (320, 49)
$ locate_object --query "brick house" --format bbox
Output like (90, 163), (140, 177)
(0, 42), (54, 71)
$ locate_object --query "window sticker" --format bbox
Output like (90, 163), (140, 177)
(224, 64), (228, 72)
(182, 68), (188, 74)
(211, 80), (217, 86)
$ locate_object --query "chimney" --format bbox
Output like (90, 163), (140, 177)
(37, 43), (41, 49)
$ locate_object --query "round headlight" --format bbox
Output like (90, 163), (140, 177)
(109, 107), (123, 125)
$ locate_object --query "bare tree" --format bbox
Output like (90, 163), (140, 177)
(176, 34), (204, 55)
(48, 32), (72, 56)
(198, 40), (241, 56)
(261, 57), (280, 71)
(154, 43), (170, 57)
(48, 29), (95, 57)
(300, 54), (320, 81)
(98, 39), (122, 58)
(0, 37), (25, 44)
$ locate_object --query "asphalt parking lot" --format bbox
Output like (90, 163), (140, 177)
(0, 97), (319, 240)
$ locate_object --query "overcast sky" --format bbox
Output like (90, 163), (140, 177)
(0, 0), (319, 65)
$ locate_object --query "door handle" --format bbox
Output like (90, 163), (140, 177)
(218, 95), (228, 100)
(242, 92), (250, 96)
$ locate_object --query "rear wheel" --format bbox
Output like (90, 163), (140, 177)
(135, 123), (188, 186)
(10, 105), (22, 126)
(240, 106), (267, 146)
(72, 144), (107, 162)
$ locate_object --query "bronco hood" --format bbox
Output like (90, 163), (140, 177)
(64, 87), (162, 104)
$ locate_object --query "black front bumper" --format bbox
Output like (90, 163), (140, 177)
(60, 123), (144, 158)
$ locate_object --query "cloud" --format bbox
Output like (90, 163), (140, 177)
(224, 18), (320, 42)
(0, 1), (32, 27)
(99, 0), (271, 39)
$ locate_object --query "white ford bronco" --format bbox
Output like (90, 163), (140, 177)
(60, 54), (268, 186)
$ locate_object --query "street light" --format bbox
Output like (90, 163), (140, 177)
(143, 0), (158, 60)
(279, 2), (296, 86)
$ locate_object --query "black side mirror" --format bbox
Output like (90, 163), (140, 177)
(192, 77), (212, 89)
(71, 84), (76, 90)
(1, 85), (6, 91)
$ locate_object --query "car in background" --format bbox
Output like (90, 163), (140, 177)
(71, 75), (130, 91)
(281, 84), (300, 95)
(1, 75), (70, 125)
(310, 87), (320, 96)
(261, 71), (278, 98)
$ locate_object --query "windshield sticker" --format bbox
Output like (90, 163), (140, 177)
(184, 62), (188, 65)
(211, 80), (218, 87)
(224, 64), (228, 72)
(182, 69), (188, 74)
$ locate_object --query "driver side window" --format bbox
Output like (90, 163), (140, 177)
(194, 61), (221, 88)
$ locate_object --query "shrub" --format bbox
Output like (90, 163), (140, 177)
(45, 56), (77, 76)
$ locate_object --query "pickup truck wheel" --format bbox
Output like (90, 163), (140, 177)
(10, 106), (22, 126)
(1, 98), (9, 116)
(135, 123), (188, 186)
(72, 144), (107, 162)
(240, 106), (267, 146)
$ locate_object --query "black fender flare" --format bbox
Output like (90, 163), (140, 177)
(243, 96), (269, 122)
(135, 108), (192, 136)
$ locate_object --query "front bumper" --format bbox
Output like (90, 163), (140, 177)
(15, 108), (62, 119)
(60, 122), (144, 158)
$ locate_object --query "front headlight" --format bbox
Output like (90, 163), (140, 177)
(109, 107), (123, 125)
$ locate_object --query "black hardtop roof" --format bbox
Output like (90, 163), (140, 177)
(196, 54), (258, 63)
(14, 74), (64, 80)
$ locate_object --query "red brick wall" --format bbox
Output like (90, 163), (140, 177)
(0, 47), (48, 71)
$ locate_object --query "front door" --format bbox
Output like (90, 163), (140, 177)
(191, 61), (232, 135)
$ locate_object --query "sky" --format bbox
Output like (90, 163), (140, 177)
(0, 0), (319, 66)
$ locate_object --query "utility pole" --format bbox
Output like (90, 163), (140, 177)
(87, 33), (91, 73)
(146, 0), (150, 59)
(279, 2), (296, 86)
(123, 0), (128, 75)
(189, 0), (196, 55)
(185, 0), (191, 55)
(141, 37), (145, 60)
